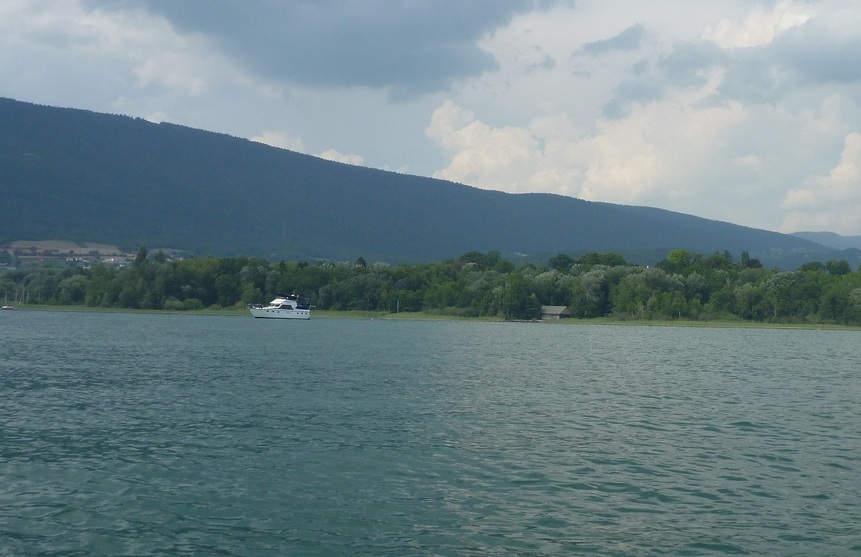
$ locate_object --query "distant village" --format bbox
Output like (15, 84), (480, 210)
(0, 241), (184, 271)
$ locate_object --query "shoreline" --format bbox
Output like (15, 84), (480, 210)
(7, 304), (861, 331)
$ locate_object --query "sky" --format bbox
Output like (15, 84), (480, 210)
(3, 0), (861, 235)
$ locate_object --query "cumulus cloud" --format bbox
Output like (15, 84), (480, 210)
(426, 0), (861, 233)
(0, 0), (258, 120)
(317, 149), (365, 166)
(703, 0), (811, 49)
(251, 130), (306, 152)
(428, 66), (744, 205)
(582, 25), (648, 55)
(252, 130), (365, 166)
(426, 101), (543, 192)
(781, 132), (861, 234)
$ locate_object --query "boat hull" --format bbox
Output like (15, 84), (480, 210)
(248, 307), (310, 319)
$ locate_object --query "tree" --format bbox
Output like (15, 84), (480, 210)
(740, 250), (763, 268)
(800, 261), (826, 273)
(568, 268), (610, 317)
(667, 249), (692, 272)
(0, 250), (14, 266)
(134, 245), (148, 267)
(684, 271), (708, 303)
(215, 274), (238, 306)
(735, 283), (764, 320)
(3, 247), (860, 324)
(611, 267), (683, 319)
(499, 273), (540, 320)
(458, 251), (489, 269)
(577, 252), (627, 268)
(549, 253), (575, 271)
(848, 288), (861, 321)
(58, 274), (88, 305)
(826, 259), (852, 276)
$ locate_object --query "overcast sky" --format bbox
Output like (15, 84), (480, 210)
(3, 0), (861, 235)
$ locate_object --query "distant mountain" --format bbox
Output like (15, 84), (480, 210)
(0, 97), (850, 268)
(792, 231), (861, 251)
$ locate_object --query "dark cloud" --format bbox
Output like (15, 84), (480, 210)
(658, 41), (726, 86)
(663, 19), (861, 106)
(703, 18), (861, 105)
(581, 24), (646, 55)
(653, 40), (803, 106)
(772, 21), (861, 85)
(90, 0), (540, 98)
(700, 18), (861, 105)
(600, 43), (724, 119)
(612, 40), (784, 108)
(602, 75), (664, 119)
(718, 50), (795, 104)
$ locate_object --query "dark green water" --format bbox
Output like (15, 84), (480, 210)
(2, 311), (860, 556)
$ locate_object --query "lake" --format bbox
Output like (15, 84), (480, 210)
(1, 311), (860, 555)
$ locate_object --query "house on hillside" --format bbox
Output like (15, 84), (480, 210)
(541, 305), (571, 320)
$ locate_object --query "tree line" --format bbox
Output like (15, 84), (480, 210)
(3, 247), (861, 324)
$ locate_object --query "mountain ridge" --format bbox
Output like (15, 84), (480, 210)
(792, 231), (861, 252)
(0, 96), (852, 268)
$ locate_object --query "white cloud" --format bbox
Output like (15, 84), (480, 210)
(428, 69), (744, 204)
(425, 0), (861, 234)
(781, 132), (861, 234)
(0, 0), (285, 134)
(251, 130), (306, 152)
(0, 1), (218, 96)
(425, 101), (542, 192)
(252, 130), (365, 166)
(704, 0), (812, 49)
(317, 149), (365, 166)
(733, 154), (762, 168)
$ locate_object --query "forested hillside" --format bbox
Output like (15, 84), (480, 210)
(0, 97), (848, 268)
(3, 249), (861, 325)
(793, 231), (861, 251)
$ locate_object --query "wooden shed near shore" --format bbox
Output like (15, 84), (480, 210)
(541, 305), (571, 320)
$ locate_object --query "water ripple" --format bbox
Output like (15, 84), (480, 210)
(1, 313), (860, 555)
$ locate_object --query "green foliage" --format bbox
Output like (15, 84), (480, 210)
(4, 248), (861, 325)
(826, 259), (852, 276)
(549, 254), (575, 271)
(577, 252), (629, 269)
(667, 249), (692, 271)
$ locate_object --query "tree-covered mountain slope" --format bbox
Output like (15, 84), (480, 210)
(0, 97), (842, 267)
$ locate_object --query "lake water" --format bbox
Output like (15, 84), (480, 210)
(1, 311), (860, 556)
